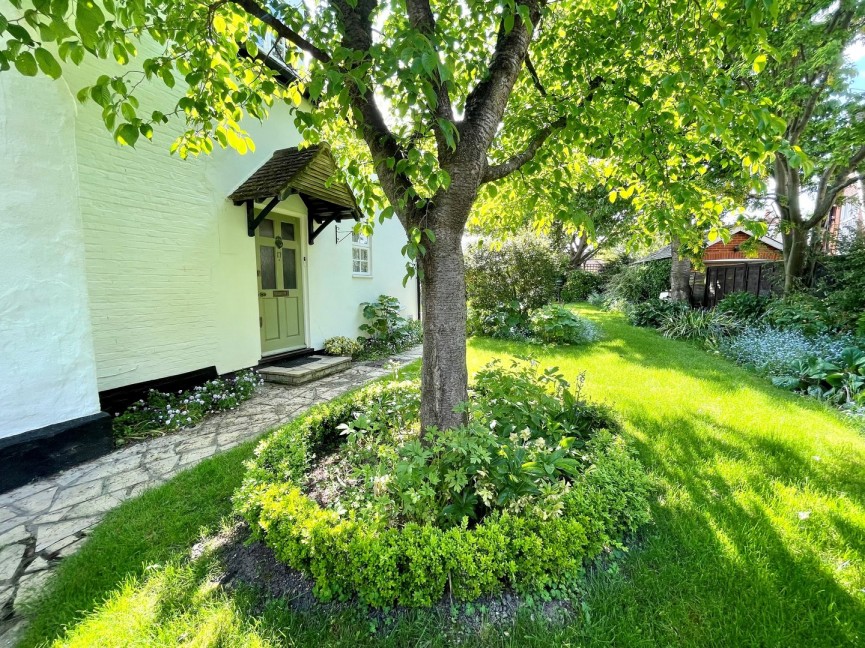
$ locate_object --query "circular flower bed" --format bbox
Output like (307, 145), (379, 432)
(235, 361), (652, 608)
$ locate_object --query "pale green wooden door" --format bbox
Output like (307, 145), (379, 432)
(256, 215), (306, 354)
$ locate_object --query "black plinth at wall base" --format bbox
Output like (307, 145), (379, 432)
(0, 412), (114, 494)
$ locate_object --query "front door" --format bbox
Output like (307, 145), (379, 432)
(256, 214), (306, 354)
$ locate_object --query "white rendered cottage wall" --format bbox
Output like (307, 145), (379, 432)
(0, 74), (102, 439)
(64, 54), (417, 388)
(1, 48), (419, 431)
(63, 57), (308, 390)
(304, 215), (418, 350)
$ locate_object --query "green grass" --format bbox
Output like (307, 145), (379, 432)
(21, 306), (865, 647)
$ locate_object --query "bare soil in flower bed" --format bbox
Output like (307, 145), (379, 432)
(201, 523), (576, 638)
(303, 450), (358, 508)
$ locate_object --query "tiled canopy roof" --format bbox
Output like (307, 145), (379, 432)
(228, 144), (359, 215)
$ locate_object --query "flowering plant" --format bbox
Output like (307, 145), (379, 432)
(113, 370), (263, 441)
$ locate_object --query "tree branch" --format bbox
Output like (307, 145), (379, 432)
(481, 75), (603, 184)
(405, 0), (455, 156)
(525, 53), (547, 97)
(462, 0), (544, 151)
(330, 0), (419, 225)
(229, 0), (332, 63)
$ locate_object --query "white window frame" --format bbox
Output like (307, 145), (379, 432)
(352, 232), (372, 277)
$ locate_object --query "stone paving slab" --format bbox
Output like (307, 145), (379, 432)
(0, 347), (422, 644)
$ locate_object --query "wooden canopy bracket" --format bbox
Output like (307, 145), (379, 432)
(246, 197), (281, 237)
(308, 214), (343, 245)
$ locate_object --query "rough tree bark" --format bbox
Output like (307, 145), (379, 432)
(418, 216), (470, 430)
(669, 236), (691, 302)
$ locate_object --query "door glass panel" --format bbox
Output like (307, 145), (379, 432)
(283, 248), (298, 289)
(281, 221), (295, 241)
(259, 218), (274, 238)
(260, 246), (276, 289)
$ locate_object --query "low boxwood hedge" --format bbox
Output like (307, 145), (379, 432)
(235, 381), (652, 608)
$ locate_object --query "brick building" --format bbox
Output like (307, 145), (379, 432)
(634, 228), (783, 306)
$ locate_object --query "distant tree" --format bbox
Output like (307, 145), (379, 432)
(755, 0), (865, 291)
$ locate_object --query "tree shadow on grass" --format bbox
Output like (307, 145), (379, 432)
(575, 411), (865, 647)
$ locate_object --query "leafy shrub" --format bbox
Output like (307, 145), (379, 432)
(626, 298), (690, 328)
(659, 308), (739, 348)
(560, 269), (604, 302)
(818, 234), (865, 333)
(465, 233), (566, 316)
(587, 292), (607, 307)
(605, 259), (671, 304)
(772, 347), (865, 408)
(716, 291), (769, 323)
(719, 326), (853, 377)
(466, 306), (531, 341)
(237, 363), (652, 608)
(763, 293), (832, 336)
(323, 336), (363, 357)
(113, 370), (263, 440)
(355, 295), (422, 359)
(528, 304), (600, 345)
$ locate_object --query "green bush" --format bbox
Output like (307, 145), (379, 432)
(560, 270), (604, 302)
(716, 291), (769, 323)
(236, 364), (652, 608)
(466, 306), (531, 340)
(818, 235), (865, 334)
(528, 304), (601, 344)
(626, 299), (690, 328)
(659, 308), (740, 349)
(465, 233), (566, 316)
(763, 293), (831, 336)
(772, 347), (865, 410)
(355, 295), (422, 359)
(605, 259), (671, 304)
(323, 336), (363, 357)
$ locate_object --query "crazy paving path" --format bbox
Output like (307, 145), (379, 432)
(0, 347), (422, 646)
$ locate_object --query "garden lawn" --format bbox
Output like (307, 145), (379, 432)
(19, 305), (865, 647)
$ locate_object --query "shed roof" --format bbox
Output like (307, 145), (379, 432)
(633, 228), (783, 264)
(228, 144), (359, 214)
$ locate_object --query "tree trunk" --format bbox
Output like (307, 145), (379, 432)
(669, 236), (691, 302)
(418, 218), (469, 432)
(783, 226), (808, 292)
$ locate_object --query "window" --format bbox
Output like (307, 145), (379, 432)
(352, 232), (371, 276)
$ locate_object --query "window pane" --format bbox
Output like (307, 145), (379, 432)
(259, 218), (274, 238)
(281, 222), (295, 241)
(283, 248), (297, 289)
(260, 246), (276, 289)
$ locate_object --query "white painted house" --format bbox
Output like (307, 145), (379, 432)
(0, 55), (418, 467)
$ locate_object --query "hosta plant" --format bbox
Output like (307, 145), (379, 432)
(773, 347), (865, 406)
(528, 304), (601, 345)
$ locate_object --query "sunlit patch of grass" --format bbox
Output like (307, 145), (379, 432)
(20, 305), (865, 647)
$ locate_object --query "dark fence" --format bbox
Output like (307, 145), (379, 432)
(689, 262), (781, 308)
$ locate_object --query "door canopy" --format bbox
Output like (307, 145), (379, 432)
(229, 144), (361, 243)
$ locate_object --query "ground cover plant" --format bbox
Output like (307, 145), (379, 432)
(19, 306), (865, 647)
(324, 295), (422, 361)
(236, 359), (650, 607)
(112, 370), (263, 441)
(468, 303), (600, 347)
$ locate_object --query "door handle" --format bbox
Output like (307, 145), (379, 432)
(259, 292), (266, 297)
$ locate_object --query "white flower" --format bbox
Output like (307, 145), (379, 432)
(798, 511), (811, 520)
